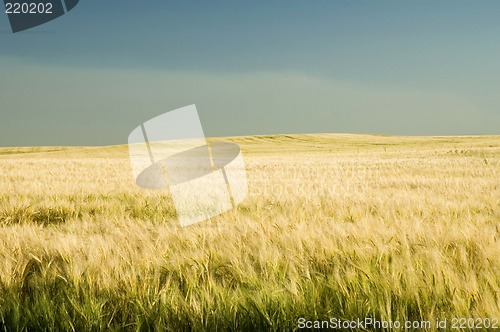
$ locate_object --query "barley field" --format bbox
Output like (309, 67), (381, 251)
(0, 134), (498, 331)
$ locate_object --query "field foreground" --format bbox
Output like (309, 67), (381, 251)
(0, 134), (499, 331)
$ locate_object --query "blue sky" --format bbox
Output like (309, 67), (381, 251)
(0, 1), (499, 146)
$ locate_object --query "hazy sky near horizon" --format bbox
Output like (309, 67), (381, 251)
(0, 1), (499, 146)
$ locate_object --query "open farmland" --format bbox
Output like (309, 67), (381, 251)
(0, 134), (499, 331)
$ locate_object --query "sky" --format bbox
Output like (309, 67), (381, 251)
(0, 0), (499, 146)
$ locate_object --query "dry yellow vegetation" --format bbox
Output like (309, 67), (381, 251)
(0, 134), (499, 331)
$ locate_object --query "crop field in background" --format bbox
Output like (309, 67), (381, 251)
(0, 134), (499, 331)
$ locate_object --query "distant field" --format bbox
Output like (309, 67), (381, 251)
(0, 134), (499, 331)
